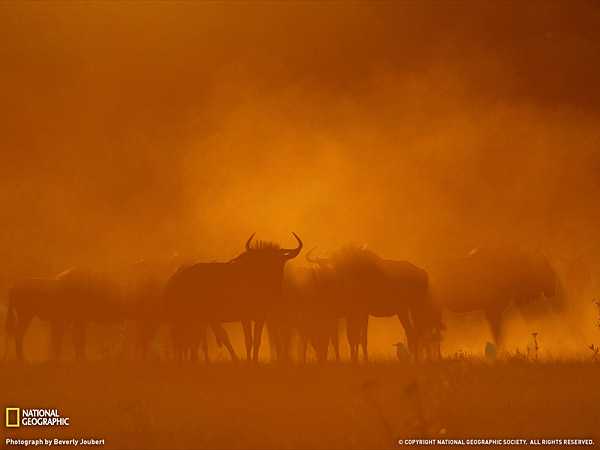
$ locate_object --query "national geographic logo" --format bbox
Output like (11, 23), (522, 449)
(5, 408), (19, 428)
(5, 408), (70, 427)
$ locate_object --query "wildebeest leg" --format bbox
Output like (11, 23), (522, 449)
(252, 319), (265, 362)
(211, 322), (239, 362)
(397, 310), (417, 361)
(331, 321), (340, 362)
(138, 320), (159, 360)
(170, 324), (180, 361)
(315, 333), (330, 364)
(272, 323), (292, 363)
(268, 326), (279, 362)
(360, 314), (369, 363)
(190, 344), (199, 362)
(299, 334), (308, 364)
(73, 322), (87, 361)
(314, 342), (327, 364)
(177, 325), (191, 362)
(346, 316), (360, 363)
(49, 321), (65, 360)
(200, 326), (210, 363)
(485, 306), (504, 348)
(14, 314), (32, 362)
(193, 324), (208, 362)
(189, 326), (199, 362)
(242, 320), (253, 361)
(173, 323), (190, 362)
(310, 322), (328, 363)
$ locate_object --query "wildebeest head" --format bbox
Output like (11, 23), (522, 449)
(302, 248), (343, 311)
(231, 233), (303, 280)
(531, 253), (566, 313)
(243, 232), (303, 258)
(510, 250), (566, 318)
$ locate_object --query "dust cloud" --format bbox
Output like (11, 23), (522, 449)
(1, 1), (600, 356)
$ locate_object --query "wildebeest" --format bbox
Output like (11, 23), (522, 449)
(431, 246), (564, 346)
(306, 246), (441, 362)
(277, 260), (342, 363)
(163, 233), (303, 362)
(5, 268), (126, 361)
(125, 256), (187, 360)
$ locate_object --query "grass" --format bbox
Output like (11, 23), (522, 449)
(1, 360), (599, 449)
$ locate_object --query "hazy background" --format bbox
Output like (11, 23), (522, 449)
(2, 1), (600, 356)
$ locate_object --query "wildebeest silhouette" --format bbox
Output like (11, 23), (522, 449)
(125, 256), (187, 360)
(278, 259), (342, 363)
(163, 233), (302, 362)
(5, 268), (125, 361)
(306, 246), (441, 362)
(431, 246), (564, 346)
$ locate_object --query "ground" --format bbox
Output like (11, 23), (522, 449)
(1, 361), (599, 449)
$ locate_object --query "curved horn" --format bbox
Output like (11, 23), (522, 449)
(245, 233), (256, 251)
(306, 246), (330, 265)
(282, 232), (303, 259)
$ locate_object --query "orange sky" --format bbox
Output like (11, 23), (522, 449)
(1, 1), (600, 280)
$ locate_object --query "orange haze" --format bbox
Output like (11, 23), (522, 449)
(2, 1), (600, 356)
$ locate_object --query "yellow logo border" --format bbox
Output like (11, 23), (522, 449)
(5, 407), (20, 428)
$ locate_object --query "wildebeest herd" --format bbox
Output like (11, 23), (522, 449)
(3, 233), (565, 363)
